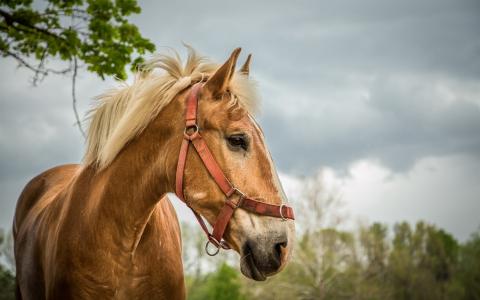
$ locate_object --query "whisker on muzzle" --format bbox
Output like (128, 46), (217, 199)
(240, 251), (252, 263)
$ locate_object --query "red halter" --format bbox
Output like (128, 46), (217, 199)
(175, 83), (295, 255)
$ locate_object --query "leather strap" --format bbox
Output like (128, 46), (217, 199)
(240, 197), (295, 219)
(175, 82), (295, 252)
(211, 199), (238, 244)
(185, 83), (201, 127)
(191, 137), (235, 197)
(175, 138), (190, 201)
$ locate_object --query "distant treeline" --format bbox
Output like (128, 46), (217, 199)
(0, 230), (14, 300)
(185, 221), (480, 300)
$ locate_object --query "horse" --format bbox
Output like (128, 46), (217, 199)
(13, 46), (296, 299)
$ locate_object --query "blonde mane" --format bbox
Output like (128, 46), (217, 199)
(84, 46), (260, 169)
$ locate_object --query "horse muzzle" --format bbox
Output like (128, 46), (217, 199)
(240, 230), (290, 281)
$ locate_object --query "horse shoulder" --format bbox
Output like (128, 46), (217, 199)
(14, 164), (80, 299)
(14, 164), (80, 237)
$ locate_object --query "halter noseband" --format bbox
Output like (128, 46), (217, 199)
(175, 83), (295, 256)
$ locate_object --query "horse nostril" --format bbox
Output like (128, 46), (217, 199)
(274, 241), (287, 263)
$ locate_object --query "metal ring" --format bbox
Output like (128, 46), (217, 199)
(279, 204), (287, 221)
(205, 240), (220, 256)
(184, 124), (199, 136)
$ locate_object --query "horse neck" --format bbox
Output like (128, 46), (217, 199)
(79, 110), (181, 248)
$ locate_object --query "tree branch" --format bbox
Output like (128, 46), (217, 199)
(0, 8), (68, 43)
(71, 57), (86, 138)
(5, 49), (48, 76)
(41, 10), (91, 22)
(32, 48), (48, 85)
(5, 50), (72, 76)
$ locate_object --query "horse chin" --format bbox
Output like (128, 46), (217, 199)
(240, 247), (267, 281)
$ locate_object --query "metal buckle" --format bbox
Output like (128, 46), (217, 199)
(205, 239), (220, 256)
(279, 204), (287, 221)
(232, 187), (245, 197)
(231, 187), (245, 208)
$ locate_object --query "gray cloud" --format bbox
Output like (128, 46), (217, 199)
(259, 72), (480, 173)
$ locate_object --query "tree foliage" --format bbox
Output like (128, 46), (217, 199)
(187, 263), (245, 300)
(0, 230), (15, 300)
(0, 0), (155, 82)
(0, 265), (14, 300)
(457, 231), (480, 300)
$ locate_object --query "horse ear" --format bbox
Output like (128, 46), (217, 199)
(240, 54), (252, 77)
(204, 47), (241, 98)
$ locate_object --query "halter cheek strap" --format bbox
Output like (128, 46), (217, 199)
(175, 83), (295, 255)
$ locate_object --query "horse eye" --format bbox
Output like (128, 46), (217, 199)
(227, 134), (248, 151)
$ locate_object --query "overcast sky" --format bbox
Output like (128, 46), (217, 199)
(1, 0), (479, 241)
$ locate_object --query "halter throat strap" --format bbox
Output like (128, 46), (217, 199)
(175, 83), (295, 253)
